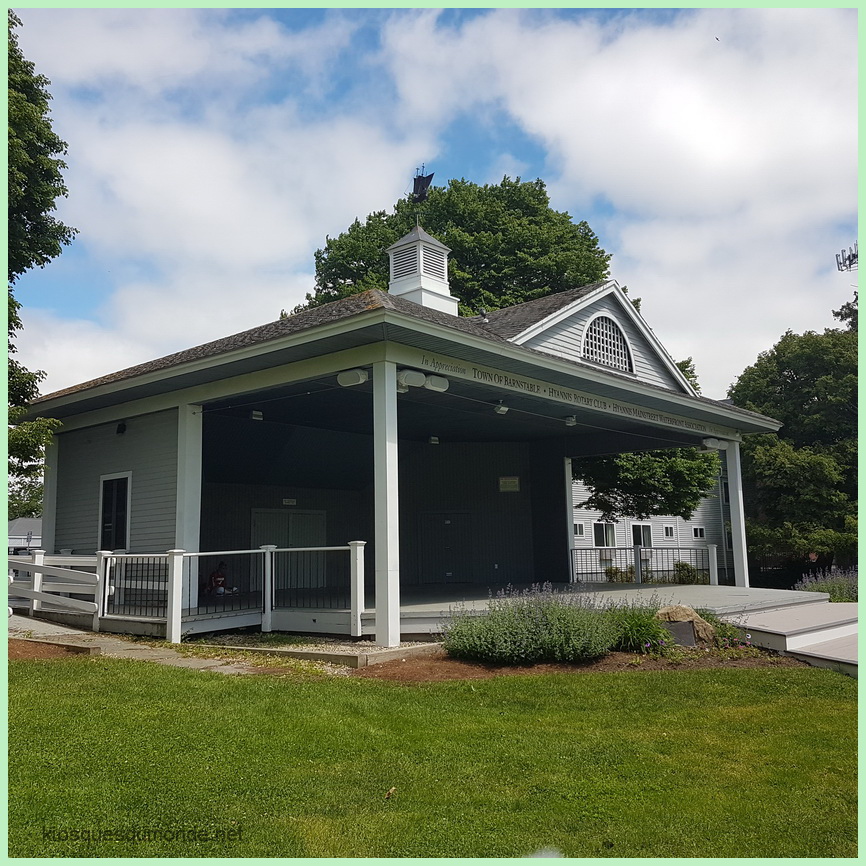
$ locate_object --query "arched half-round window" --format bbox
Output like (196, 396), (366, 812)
(582, 316), (633, 372)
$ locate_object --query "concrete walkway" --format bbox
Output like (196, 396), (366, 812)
(8, 614), (254, 675)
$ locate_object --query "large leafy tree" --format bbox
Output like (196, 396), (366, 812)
(301, 176), (611, 315)
(727, 298), (857, 562)
(8, 10), (75, 517)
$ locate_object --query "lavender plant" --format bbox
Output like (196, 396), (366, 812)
(794, 568), (858, 602)
(443, 584), (618, 664)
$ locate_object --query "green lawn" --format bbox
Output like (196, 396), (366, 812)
(8, 657), (857, 858)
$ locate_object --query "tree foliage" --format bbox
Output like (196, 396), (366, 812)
(8, 10), (72, 486)
(727, 298), (857, 562)
(572, 448), (720, 522)
(302, 176), (611, 315)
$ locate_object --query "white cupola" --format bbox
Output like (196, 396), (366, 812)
(386, 225), (458, 316)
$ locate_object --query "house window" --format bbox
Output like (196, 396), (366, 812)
(723, 482), (730, 504)
(573, 523), (585, 538)
(726, 529), (733, 550)
(663, 525), (675, 540)
(693, 526), (706, 540)
(593, 522), (616, 547)
(582, 316), (633, 372)
(631, 524), (652, 547)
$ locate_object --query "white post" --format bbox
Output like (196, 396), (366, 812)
(349, 540), (367, 637)
(30, 550), (45, 614)
(373, 360), (400, 647)
(725, 440), (750, 587)
(166, 549), (185, 643)
(176, 405), (203, 610)
(564, 458), (575, 583)
(632, 544), (643, 583)
(93, 550), (112, 631)
(260, 545), (277, 632)
(707, 544), (719, 586)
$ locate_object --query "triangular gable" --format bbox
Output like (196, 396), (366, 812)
(508, 281), (697, 395)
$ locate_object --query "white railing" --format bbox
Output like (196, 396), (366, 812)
(8, 550), (110, 631)
(15, 542), (367, 644)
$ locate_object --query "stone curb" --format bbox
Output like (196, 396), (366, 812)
(17, 637), (103, 656)
(191, 641), (444, 668)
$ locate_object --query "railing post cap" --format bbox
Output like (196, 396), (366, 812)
(167, 549), (186, 554)
(348, 540), (367, 546)
(259, 544), (279, 550)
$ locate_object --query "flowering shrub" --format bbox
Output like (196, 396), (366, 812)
(443, 584), (618, 664)
(794, 568), (858, 602)
(606, 602), (672, 653)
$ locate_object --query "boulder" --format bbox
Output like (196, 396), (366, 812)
(655, 605), (716, 643)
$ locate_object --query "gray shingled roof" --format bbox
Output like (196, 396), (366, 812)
(35, 289), (509, 403)
(31, 283), (778, 429)
(470, 281), (609, 338)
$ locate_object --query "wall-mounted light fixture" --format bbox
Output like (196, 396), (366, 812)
(493, 401), (509, 415)
(429, 436), (440, 445)
(423, 375), (449, 393)
(564, 416), (577, 427)
(337, 368), (369, 387)
(115, 422), (127, 435)
(700, 437), (728, 451)
(250, 410), (264, 421)
(397, 369), (426, 388)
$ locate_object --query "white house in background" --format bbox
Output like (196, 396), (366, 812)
(571, 451), (734, 584)
(18, 225), (779, 645)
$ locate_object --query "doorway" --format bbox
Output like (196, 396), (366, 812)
(417, 512), (474, 584)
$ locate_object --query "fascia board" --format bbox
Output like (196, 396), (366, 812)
(378, 310), (780, 434)
(510, 282), (698, 397)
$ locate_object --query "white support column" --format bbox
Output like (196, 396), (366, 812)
(725, 440), (750, 587)
(564, 457), (575, 583)
(166, 549), (185, 643)
(176, 405), (203, 609)
(349, 540), (367, 637)
(260, 545), (277, 632)
(41, 438), (59, 554)
(373, 361), (400, 647)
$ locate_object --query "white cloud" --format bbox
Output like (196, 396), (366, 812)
(12, 8), (857, 403)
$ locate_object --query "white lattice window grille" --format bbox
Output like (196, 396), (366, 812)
(422, 244), (447, 280)
(583, 316), (633, 372)
(391, 246), (418, 279)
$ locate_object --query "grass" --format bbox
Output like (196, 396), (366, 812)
(8, 656), (857, 858)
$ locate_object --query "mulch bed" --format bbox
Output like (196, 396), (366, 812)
(352, 648), (808, 682)
(9, 638), (82, 660)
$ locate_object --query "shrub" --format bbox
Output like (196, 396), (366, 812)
(794, 568), (858, 602)
(672, 561), (700, 584)
(606, 602), (672, 654)
(604, 565), (635, 582)
(443, 585), (618, 664)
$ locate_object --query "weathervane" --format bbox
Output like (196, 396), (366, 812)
(411, 164), (434, 204)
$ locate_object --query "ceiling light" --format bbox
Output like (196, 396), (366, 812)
(564, 416), (577, 427)
(493, 401), (509, 415)
(428, 436), (440, 445)
(250, 410), (263, 421)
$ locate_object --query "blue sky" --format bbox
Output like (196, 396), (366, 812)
(12, 7), (858, 399)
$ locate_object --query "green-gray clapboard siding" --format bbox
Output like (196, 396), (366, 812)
(522, 296), (686, 391)
(53, 409), (179, 554)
